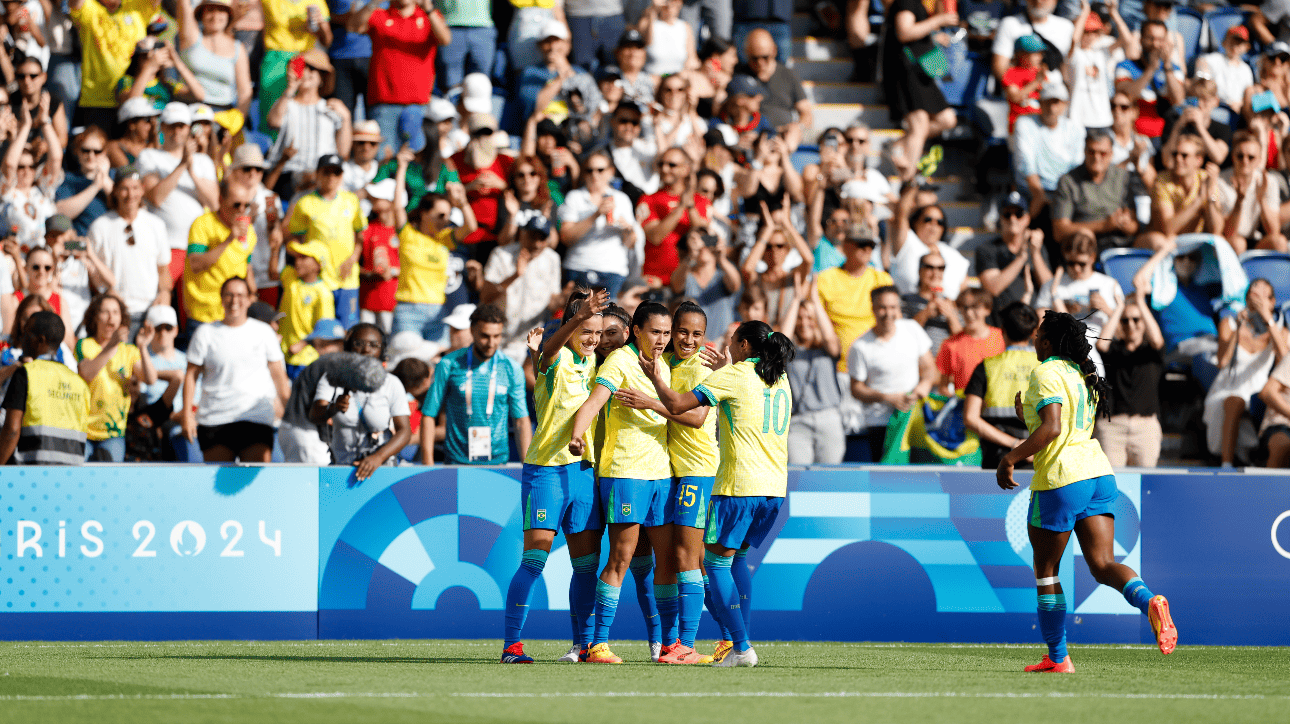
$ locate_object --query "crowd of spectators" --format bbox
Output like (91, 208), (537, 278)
(0, 0), (1289, 470)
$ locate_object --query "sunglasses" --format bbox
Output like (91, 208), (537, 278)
(29, 264), (52, 272)
(228, 201), (253, 210)
(615, 117), (641, 126)
(748, 54), (774, 62)
(1065, 259), (1092, 268)
(921, 263), (946, 271)
(124, 224), (135, 246)
(354, 140), (379, 146)
(846, 136), (869, 145)
(80, 147), (104, 155)
(18, 73), (40, 80)
(16, 164), (34, 170)
(663, 86), (685, 93)
(920, 216), (945, 226)
(1001, 209), (1026, 219)
(1121, 316), (1144, 324)
(586, 165), (612, 173)
(767, 243), (787, 250)
(659, 160), (682, 169)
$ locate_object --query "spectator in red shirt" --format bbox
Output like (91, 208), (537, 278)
(359, 178), (405, 334)
(637, 146), (711, 285)
(935, 287), (1004, 395)
(349, 0), (452, 160)
(1003, 35), (1045, 134)
(451, 112), (514, 259)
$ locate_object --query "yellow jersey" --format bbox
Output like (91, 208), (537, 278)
(262, 0), (329, 52)
(694, 359), (791, 498)
(70, 0), (156, 108)
(1023, 357), (1113, 491)
(289, 191), (366, 291)
(526, 345), (597, 467)
(396, 224), (452, 305)
(279, 266), (335, 367)
(73, 338), (142, 441)
(184, 211), (258, 324)
(816, 265), (893, 371)
(665, 351), (718, 478)
(594, 343), (672, 480)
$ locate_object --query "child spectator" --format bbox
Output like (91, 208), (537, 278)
(274, 240), (335, 378)
(1003, 35), (1046, 134)
(359, 179), (405, 334)
(1197, 25), (1255, 112)
(936, 288), (1004, 395)
(390, 356), (432, 463)
(639, 0), (697, 77)
(1067, 0), (1137, 131)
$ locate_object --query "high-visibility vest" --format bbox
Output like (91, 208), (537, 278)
(981, 347), (1039, 420)
(16, 359), (91, 465)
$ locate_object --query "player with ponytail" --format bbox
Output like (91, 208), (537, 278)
(639, 318), (796, 668)
(998, 310), (1176, 673)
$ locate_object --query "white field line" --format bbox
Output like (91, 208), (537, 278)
(4, 641), (1282, 652)
(0, 691), (1284, 703)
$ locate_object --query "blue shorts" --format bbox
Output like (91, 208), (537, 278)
(521, 461), (601, 534)
(667, 475), (714, 529)
(1029, 474), (1119, 533)
(333, 288), (360, 329)
(600, 477), (669, 527)
(704, 495), (785, 550)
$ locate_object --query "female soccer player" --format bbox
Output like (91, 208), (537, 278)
(998, 311), (1177, 673)
(640, 319), (796, 668)
(500, 288), (609, 664)
(616, 301), (723, 663)
(568, 301), (703, 664)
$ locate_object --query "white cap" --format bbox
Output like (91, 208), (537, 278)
(388, 331), (442, 368)
(1039, 79), (1069, 102)
(145, 305), (178, 328)
(461, 73), (493, 115)
(118, 97), (161, 123)
(443, 303), (476, 331)
(426, 96), (459, 123)
(539, 19), (570, 41)
(159, 102), (193, 126)
(189, 103), (215, 123)
(366, 178), (397, 202)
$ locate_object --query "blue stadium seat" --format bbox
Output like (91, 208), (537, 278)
(1204, 7), (1246, 52)
(1100, 247), (1153, 293)
(1240, 250), (1290, 303)
(1175, 7), (1203, 67)
(245, 130), (273, 156)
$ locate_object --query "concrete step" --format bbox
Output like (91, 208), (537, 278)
(804, 81), (881, 105)
(792, 36), (851, 61)
(812, 103), (892, 132)
(793, 58), (854, 83)
(941, 200), (987, 229)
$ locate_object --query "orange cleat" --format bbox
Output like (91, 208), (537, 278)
(585, 642), (623, 664)
(1024, 654), (1075, 673)
(1148, 595), (1177, 655)
(658, 644), (706, 664)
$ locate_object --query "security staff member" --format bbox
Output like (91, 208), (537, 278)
(0, 312), (91, 465)
(963, 302), (1041, 469)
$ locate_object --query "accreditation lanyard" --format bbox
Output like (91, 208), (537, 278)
(463, 347), (499, 420)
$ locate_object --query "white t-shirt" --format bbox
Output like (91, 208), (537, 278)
(136, 148), (218, 251)
(993, 14), (1075, 65)
(1069, 45), (1113, 129)
(87, 209), (170, 315)
(1035, 271), (1124, 336)
(1197, 52), (1256, 111)
(342, 159), (380, 217)
(58, 254), (92, 336)
(246, 184), (286, 289)
(1, 186), (56, 250)
(847, 319), (933, 429)
(891, 230), (970, 300)
(610, 139), (659, 195)
(315, 372), (410, 465)
(187, 319), (285, 427)
(558, 187), (643, 276)
(483, 243), (563, 367)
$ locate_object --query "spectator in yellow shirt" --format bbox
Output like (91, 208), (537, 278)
(184, 182), (260, 327)
(288, 153), (366, 328)
(393, 186), (476, 343)
(275, 239), (335, 377)
(69, 0), (161, 131)
(74, 292), (158, 461)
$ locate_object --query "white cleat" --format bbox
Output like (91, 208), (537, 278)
(557, 644), (582, 663)
(650, 641), (663, 662)
(713, 646), (758, 667)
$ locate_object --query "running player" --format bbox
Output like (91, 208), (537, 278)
(500, 289), (609, 664)
(998, 311), (1177, 673)
(568, 302), (702, 664)
(640, 320), (795, 667)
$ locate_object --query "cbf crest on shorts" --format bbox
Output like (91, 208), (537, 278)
(536, 509), (547, 523)
(622, 503), (631, 517)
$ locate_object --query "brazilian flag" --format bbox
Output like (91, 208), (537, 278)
(880, 393), (982, 466)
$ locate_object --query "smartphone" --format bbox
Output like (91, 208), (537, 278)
(700, 232), (719, 248)
(289, 55), (307, 81)
(1183, 96), (1200, 108)
(146, 17), (169, 36)
(822, 135), (840, 150)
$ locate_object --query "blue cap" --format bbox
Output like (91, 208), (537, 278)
(307, 318), (346, 341)
(1001, 190), (1027, 212)
(727, 74), (765, 98)
(398, 106), (427, 153)
(521, 214), (552, 236)
(1253, 89), (1282, 115)
(1015, 34), (1045, 53)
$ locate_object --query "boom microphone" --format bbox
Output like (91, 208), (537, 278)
(319, 352), (387, 394)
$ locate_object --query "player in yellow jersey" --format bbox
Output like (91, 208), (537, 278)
(999, 311), (1177, 673)
(567, 302), (704, 664)
(641, 320), (796, 668)
(500, 289), (609, 664)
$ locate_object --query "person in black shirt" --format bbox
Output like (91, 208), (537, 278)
(1094, 289), (1166, 467)
(976, 191), (1053, 314)
(1160, 77), (1232, 169)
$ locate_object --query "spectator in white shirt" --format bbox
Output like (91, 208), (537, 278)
(343, 120), (383, 217)
(1196, 25), (1256, 112)
(1014, 80), (1086, 222)
(481, 214), (563, 366)
(1066, 1), (1138, 130)
(138, 102), (219, 291)
(606, 100), (658, 200)
(87, 168), (171, 335)
(558, 148), (644, 299)
(992, 0), (1076, 84)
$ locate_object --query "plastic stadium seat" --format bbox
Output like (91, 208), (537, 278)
(1175, 7), (1203, 67)
(1240, 250), (1290, 303)
(1204, 8), (1246, 52)
(245, 130), (273, 156)
(1100, 247), (1153, 293)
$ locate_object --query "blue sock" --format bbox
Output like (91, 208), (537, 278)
(654, 583), (678, 646)
(732, 548), (753, 637)
(630, 555), (662, 645)
(704, 550), (749, 652)
(1037, 593), (1068, 663)
(570, 553), (599, 649)
(677, 569), (704, 648)
(503, 549), (548, 647)
(703, 574), (732, 641)
(592, 579), (621, 646)
(1121, 577), (1155, 616)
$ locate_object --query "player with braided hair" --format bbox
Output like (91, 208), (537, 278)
(998, 310), (1177, 673)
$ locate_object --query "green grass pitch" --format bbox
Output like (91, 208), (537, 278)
(0, 640), (1286, 723)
